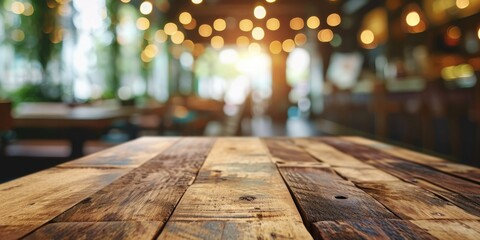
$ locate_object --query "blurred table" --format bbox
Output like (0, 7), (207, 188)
(12, 103), (164, 157)
(0, 137), (479, 239)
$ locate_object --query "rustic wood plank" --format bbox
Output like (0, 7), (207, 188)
(343, 136), (446, 164)
(293, 138), (374, 168)
(0, 224), (42, 240)
(0, 168), (126, 238)
(24, 222), (161, 240)
(160, 221), (309, 240)
(313, 219), (435, 240)
(410, 178), (480, 218)
(345, 136), (480, 183)
(60, 137), (178, 168)
(411, 220), (480, 240)
(264, 138), (324, 165)
(53, 138), (215, 223)
(158, 138), (312, 239)
(333, 167), (399, 183)
(278, 167), (396, 226)
(357, 181), (479, 220)
(320, 138), (480, 206)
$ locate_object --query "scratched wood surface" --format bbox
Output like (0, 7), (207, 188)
(0, 137), (479, 239)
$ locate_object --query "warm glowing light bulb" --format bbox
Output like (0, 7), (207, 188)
(266, 0), (276, 3)
(140, 1), (153, 15)
(318, 29), (333, 42)
(239, 19), (254, 32)
(10, 1), (25, 14)
(179, 12), (192, 25)
(269, 41), (282, 54)
(155, 30), (168, 43)
(477, 27), (480, 40)
(184, 18), (197, 30)
(236, 36), (250, 47)
(164, 22), (178, 35)
(121, 0), (131, 3)
(266, 18), (280, 31)
(456, 0), (470, 9)
(192, 0), (203, 4)
(406, 11), (420, 27)
(360, 29), (374, 44)
(171, 31), (185, 44)
(136, 17), (150, 30)
(307, 16), (320, 29)
(199, 24), (213, 37)
(326, 13), (341, 27)
(294, 33), (307, 46)
(290, 17), (304, 30)
(211, 36), (224, 49)
(214, 19), (227, 31)
(282, 39), (295, 52)
(252, 27), (265, 40)
(254, 6), (267, 19)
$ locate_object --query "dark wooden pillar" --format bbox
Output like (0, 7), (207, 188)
(269, 52), (291, 122)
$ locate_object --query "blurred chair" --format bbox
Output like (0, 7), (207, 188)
(0, 101), (13, 158)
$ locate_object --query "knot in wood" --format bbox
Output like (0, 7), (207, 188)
(239, 195), (256, 201)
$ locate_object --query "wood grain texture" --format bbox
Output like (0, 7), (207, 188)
(343, 136), (446, 164)
(60, 137), (178, 168)
(345, 136), (480, 183)
(320, 138), (480, 205)
(0, 224), (42, 240)
(0, 168), (126, 239)
(53, 138), (215, 223)
(313, 219), (435, 240)
(357, 181), (479, 220)
(160, 221), (309, 240)
(293, 138), (374, 168)
(24, 221), (161, 240)
(333, 167), (399, 183)
(411, 220), (480, 240)
(264, 138), (323, 165)
(159, 138), (312, 239)
(278, 167), (396, 225)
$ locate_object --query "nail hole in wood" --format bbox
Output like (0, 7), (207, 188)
(334, 195), (348, 200)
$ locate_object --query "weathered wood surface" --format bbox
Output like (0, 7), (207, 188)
(313, 219), (436, 240)
(411, 220), (480, 240)
(60, 137), (178, 168)
(0, 136), (479, 239)
(277, 167), (396, 224)
(158, 138), (312, 239)
(54, 138), (215, 222)
(0, 168), (127, 240)
(24, 222), (161, 240)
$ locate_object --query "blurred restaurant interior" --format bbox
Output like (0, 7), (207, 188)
(0, 0), (479, 182)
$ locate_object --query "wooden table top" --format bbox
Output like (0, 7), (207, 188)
(13, 103), (164, 128)
(1, 137), (479, 239)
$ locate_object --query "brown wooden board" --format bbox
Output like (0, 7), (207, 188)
(320, 138), (480, 206)
(264, 138), (323, 164)
(60, 137), (178, 168)
(313, 219), (436, 240)
(53, 138), (215, 222)
(277, 167), (396, 227)
(345, 136), (480, 183)
(0, 168), (126, 239)
(293, 138), (374, 168)
(357, 181), (479, 220)
(333, 167), (399, 183)
(24, 221), (161, 240)
(411, 220), (480, 240)
(159, 138), (312, 239)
